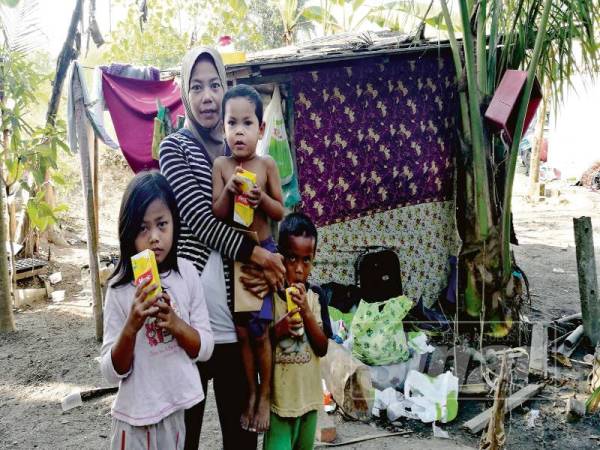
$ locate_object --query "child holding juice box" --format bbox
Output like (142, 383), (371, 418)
(212, 84), (285, 433)
(101, 171), (214, 449)
(265, 213), (332, 450)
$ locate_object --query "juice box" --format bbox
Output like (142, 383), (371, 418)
(285, 287), (301, 321)
(233, 169), (256, 227)
(131, 249), (162, 300)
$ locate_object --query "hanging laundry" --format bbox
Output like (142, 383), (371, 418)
(99, 63), (160, 81)
(102, 72), (183, 173)
(67, 63), (119, 153)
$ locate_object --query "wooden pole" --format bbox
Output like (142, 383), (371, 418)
(72, 66), (103, 342)
(528, 79), (550, 201)
(93, 136), (99, 243)
(573, 216), (600, 345)
(43, 0), (84, 245)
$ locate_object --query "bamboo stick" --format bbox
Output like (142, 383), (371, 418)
(72, 65), (103, 342)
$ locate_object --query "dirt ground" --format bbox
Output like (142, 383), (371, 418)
(1, 151), (600, 449)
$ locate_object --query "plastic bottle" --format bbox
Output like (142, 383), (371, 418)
(217, 35), (246, 65)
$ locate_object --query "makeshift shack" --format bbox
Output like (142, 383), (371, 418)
(225, 31), (461, 307)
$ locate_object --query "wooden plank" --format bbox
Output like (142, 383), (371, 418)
(315, 431), (412, 448)
(529, 323), (548, 378)
(462, 384), (545, 434)
(14, 267), (46, 281)
(574, 217), (600, 345)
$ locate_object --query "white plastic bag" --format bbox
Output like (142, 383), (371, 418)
(403, 370), (459, 423)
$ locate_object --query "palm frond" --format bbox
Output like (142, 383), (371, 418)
(0, 0), (45, 53)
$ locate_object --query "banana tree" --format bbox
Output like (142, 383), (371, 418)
(437, 0), (599, 336)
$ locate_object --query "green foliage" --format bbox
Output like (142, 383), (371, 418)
(0, 48), (69, 235)
(101, 0), (287, 68)
(101, 0), (191, 68)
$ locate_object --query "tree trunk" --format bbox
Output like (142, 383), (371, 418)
(0, 65), (16, 333)
(0, 163), (16, 332)
(0, 169), (15, 333)
(42, 0), (84, 245)
(527, 78), (551, 200)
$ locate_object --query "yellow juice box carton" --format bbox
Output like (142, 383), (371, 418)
(233, 169), (256, 227)
(131, 249), (162, 300)
(286, 287), (301, 321)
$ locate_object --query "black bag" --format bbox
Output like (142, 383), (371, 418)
(355, 247), (402, 303)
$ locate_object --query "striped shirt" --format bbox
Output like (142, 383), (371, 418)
(159, 129), (255, 308)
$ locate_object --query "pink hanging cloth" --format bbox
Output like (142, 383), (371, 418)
(101, 72), (184, 173)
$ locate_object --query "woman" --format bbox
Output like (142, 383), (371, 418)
(159, 47), (285, 450)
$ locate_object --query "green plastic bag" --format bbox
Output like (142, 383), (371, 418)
(351, 296), (413, 366)
(260, 86), (294, 184)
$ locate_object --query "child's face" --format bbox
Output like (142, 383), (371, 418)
(134, 199), (174, 265)
(282, 235), (316, 285)
(224, 97), (264, 161)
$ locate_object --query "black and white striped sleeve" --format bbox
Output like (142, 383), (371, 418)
(159, 134), (255, 262)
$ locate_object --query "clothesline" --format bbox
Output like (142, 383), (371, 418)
(78, 64), (178, 74)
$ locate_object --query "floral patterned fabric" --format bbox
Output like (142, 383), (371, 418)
(309, 201), (460, 307)
(293, 51), (458, 227)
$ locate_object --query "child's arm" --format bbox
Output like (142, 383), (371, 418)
(289, 283), (328, 357)
(250, 157), (284, 221)
(101, 279), (160, 381)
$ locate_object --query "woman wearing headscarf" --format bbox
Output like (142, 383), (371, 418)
(159, 47), (285, 450)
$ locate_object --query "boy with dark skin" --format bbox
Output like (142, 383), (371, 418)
(265, 213), (331, 450)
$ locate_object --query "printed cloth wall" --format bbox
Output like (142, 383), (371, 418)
(292, 51), (460, 306)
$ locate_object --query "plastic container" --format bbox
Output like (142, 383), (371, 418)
(61, 391), (83, 411)
(217, 35), (246, 65)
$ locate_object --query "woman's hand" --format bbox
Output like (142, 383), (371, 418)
(125, 278), (159, 334)
(249, 246), (285, 291)
(239, 264), (270, 298)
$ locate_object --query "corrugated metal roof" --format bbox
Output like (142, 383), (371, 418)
(225, 30), (451, 75)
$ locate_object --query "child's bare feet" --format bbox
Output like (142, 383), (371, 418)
(241, 394), (256, 431)
(252, 395), (270, 433)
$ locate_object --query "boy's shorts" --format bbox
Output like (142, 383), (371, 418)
(263, 410), (317, 450)
(234, 236), (275, 338)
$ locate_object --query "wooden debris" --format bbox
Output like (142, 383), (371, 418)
(460, 384), (490, 396)
(80, 386), (118, 401)
(529, 323), (548, 378)
(315, 431), (411, 448)
(463, 384), (545, 434)
(551, 353), (572, 368)
(480, 354), (508, 450)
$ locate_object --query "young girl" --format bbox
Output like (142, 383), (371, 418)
(100, 171), (214, 450)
